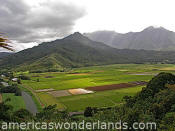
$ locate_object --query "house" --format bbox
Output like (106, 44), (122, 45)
(12, 78), (18, 82)
(1, 82), (9, 87)
(1, 75), (5, 78)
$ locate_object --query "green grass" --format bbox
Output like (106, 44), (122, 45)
(21, 64), (167, 90)
(58, 86), (143, 111)
(2, 93), (26, 111)
(17, 64), (175, 111)
(37, 92), (66, 110)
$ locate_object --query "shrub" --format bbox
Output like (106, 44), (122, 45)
(30, 70), (43, 73)
(84, 107), (93, 117)
(0, 84), (22, 96)
(19, 75), (30, 80)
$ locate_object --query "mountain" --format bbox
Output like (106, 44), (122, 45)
(1, 32), (175, 71)
(84, 26), (175, 51)
(0, 32), (123, 71)
(0, 52), (13, 59)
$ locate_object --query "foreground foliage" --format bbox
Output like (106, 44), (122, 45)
(0, 34), (13, 51)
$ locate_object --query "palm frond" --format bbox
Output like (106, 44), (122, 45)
(0, 34), (13, 51)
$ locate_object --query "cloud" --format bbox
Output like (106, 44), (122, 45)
(0, 0), (86, 51)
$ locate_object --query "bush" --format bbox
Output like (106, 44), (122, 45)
(84, 107), (93, 117)
(30, 69), (60, 73)
(47, 69), (59, 72)
(13, 109), (33, 122)
(0, 78), (3, 82)
(0, 84), (22, 96)
(30, 70), (43, 73)
(15, 88), (22, 96)
(17, 79), (21, 84)
(19, 75), (30, 80)
(139, 72), (175, 98)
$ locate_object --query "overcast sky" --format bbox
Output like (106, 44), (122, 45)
(1, 0), (175, 51)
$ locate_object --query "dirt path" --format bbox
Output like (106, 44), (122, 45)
(22, 91), (38, 115)
(0, 93), (2, 103)
(22, 85), (45, 108)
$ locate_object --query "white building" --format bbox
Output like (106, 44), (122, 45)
(12, 78), (18, 82)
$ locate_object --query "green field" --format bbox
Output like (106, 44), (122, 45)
(2, 93), (26, 111)
(58, 86), (143, 111)
(19, 64), (175, 111)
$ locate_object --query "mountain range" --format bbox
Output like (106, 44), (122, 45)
(1, 31), (175, 71)
(84, 26), (175, 51)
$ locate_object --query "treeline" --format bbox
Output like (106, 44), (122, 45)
(0, 78), (22, 96)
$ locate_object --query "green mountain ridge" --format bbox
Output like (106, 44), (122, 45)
(1, 32), (175, 71)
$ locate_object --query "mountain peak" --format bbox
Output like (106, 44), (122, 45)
(85, 26), (175, 51)
(142, 26), (167, 32)
(73, 32), (82, 35)
(64, 32), (90, 41)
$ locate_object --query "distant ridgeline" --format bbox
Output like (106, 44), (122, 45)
(0, 52), (12, 59)
(84, 26), (175, 51)
(1, 32), (175, 72)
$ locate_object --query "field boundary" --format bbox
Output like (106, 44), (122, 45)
(86, 81), (147, 91)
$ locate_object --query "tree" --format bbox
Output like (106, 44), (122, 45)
(0, 98), (13, 121)
(17, 79), (21, 84)
(84, 107), (93, 117)
(13, 109), (33, 122)
(0, 34), (13, 51)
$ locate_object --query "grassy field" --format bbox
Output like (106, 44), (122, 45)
(2, 93), (26, 111)
(37, 92), (66, 110)
(58, 86), (143, 111)
(21, 64), (172, 90)
(19, 64), (175, 111)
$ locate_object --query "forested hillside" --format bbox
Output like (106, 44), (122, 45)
(1, 32), (175, 71)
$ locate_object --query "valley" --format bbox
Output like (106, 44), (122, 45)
(17, 64), (175, 112)
(1, 0), (175, 129)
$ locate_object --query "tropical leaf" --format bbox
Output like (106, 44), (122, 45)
(0, 34), (13, 51)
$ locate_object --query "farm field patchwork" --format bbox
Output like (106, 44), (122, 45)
(19, 64), (175, 111)
(37, 92), (66, 110)
(48, 90), (71, 97)
(57, 86), (143, 111)
(68, 88), (94, 95)
(2, 93), (26, 111)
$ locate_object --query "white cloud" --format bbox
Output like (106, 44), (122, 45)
(1, 0), (175, 52)
(73, 0), (175, 33)
(0, 0), (86, 51)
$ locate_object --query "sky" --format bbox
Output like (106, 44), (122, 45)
(1, 0), (175, 51)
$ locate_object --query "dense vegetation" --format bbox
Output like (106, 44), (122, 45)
(1, 72), (175, 130)
(1, 33), (175, 72)
(0, 84), (22, 96)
